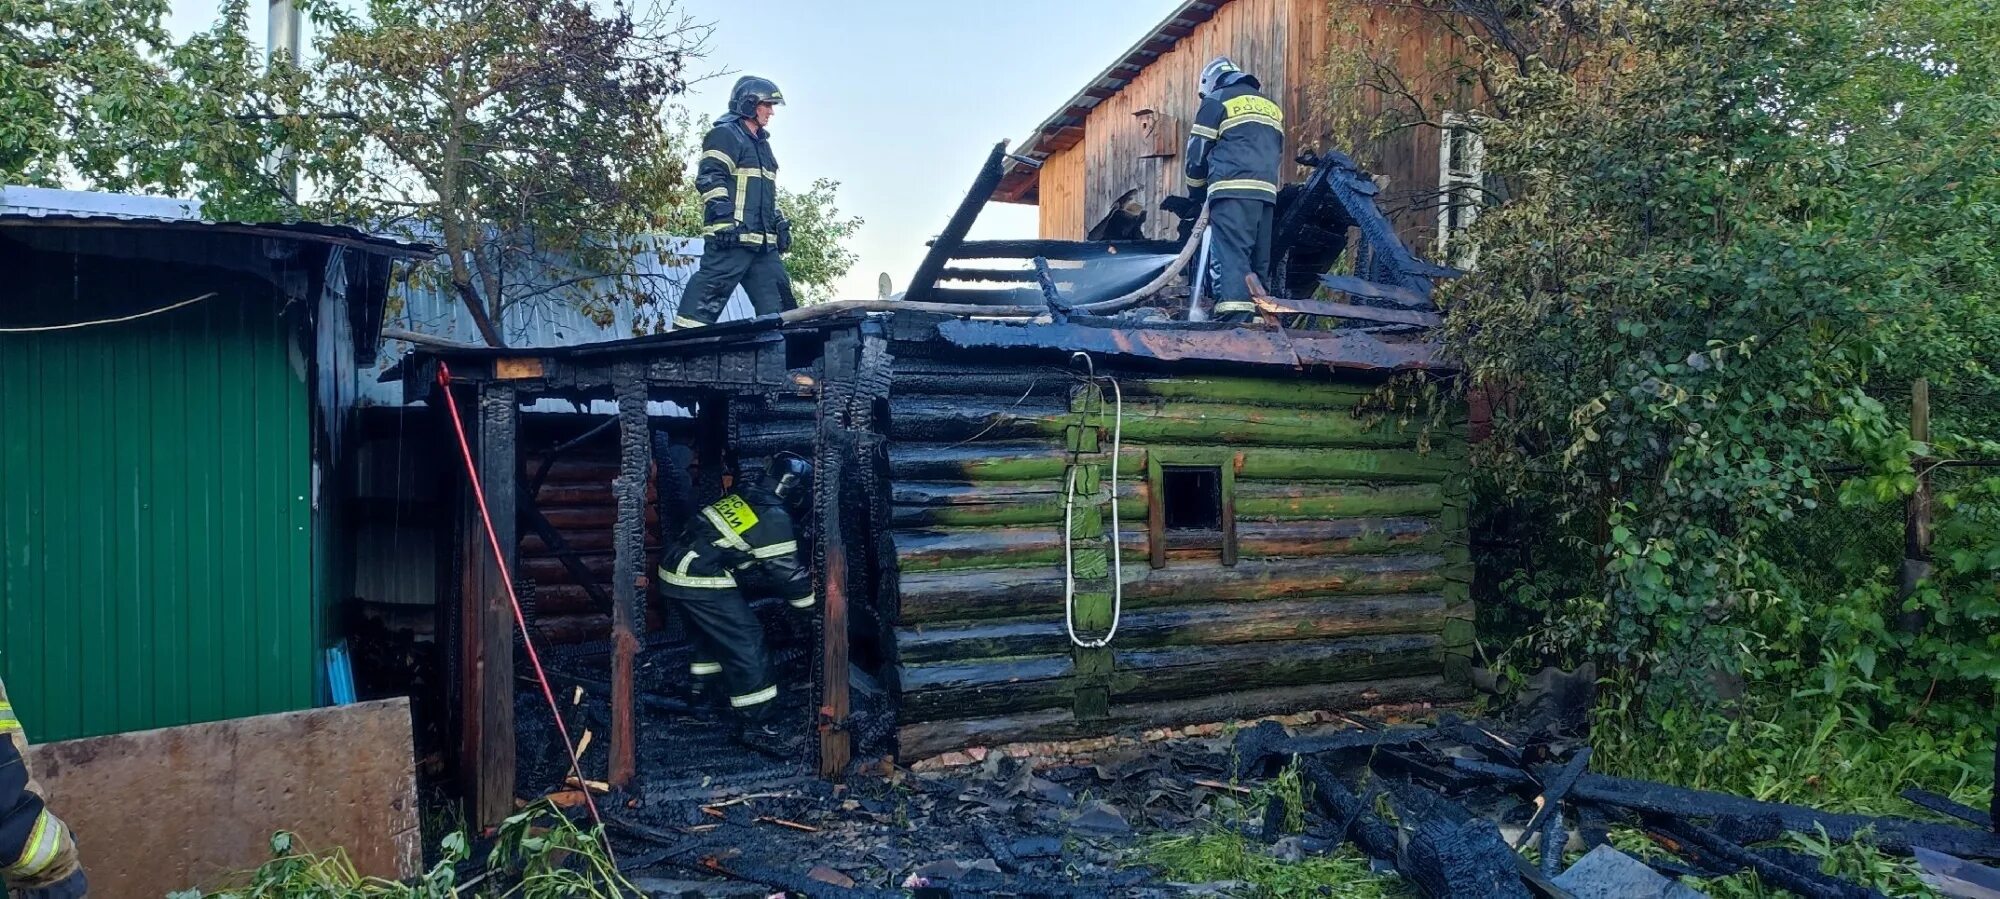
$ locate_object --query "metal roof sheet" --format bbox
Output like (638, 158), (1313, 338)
(0, 185), (436, 257)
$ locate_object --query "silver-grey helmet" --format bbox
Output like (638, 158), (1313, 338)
(1199, 57), (1243, 98)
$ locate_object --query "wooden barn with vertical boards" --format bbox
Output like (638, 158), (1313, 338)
(996, 0), (1485, 263)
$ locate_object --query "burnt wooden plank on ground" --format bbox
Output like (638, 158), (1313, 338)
(1567, 769), (2000, 859)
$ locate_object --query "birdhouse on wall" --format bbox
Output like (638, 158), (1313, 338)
(1135, 109), (1182, 160)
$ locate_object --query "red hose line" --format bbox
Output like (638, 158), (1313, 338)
(435, 362), (607, 834)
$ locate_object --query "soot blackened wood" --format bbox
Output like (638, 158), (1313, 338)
(1901, 788), (1994, 829)
(1300, 757), (1400, 860)
(1231, 719), (1437, 779)
(815, 327), (863, 778)
(1386, 781), (1535, 899)
(1111, 633), (1440, 702)
(949, 238), (1184, 261)
(898, 555), (1449, 624)
(897, 676), (1451, 759)
(885, 396), (1072, 443)
(904, 141), (1009, 302)
(891, 441), (1456, 484)
(1516, 748), (1592, 851)
(1571, 771), (2000, 859)
(518, 497), (612, 611)
(464, 382), (518, 828)
(1647, 820), (1886, 899)
(898, 655), (1075, 722)
(609, 365), (650, 788)
(895, 595), (1446, 664)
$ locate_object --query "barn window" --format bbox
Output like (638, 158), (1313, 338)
(1437, 111), (1486, 269)
(1161, 466), (1224, 531)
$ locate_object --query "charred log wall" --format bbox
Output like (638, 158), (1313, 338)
(886, 360), (1472, 758)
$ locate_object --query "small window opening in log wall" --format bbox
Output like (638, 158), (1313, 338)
(1161, 466), (1223, 530)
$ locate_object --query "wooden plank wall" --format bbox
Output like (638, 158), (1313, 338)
(1037, 145), (1087, 240)
(1083, 0), (1295, 242)
(1034, 0), (1476, 255)
(1290, 0), (1480, 253)
(886, 359), (1470, 759)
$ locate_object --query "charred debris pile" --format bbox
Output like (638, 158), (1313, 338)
(571, 699), (2000, 898)
(1223, 708), (2000, 899)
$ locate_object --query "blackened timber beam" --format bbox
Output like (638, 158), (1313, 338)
(939, 267), (1043, 283)
(923, 287), (1054, 307)
(816, 329), (860, 778)
(903, 141), (1009, 303)
(950, 239), (1181, 261)
(609, 364), (651, 788)
(1257, 295), (1444, 329)
(1569, 769), (2000, 859)
(464, 382), (518, 828)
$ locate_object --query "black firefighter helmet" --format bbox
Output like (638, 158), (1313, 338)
(729, 75), (786, 120)
(764, 452), (813, 509)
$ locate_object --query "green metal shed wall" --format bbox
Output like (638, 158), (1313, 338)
(0, 286), (316, 742)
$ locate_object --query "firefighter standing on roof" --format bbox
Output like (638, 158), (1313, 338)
(0, 679), (86, 898)
(1185, 57), (1284, 323)
(673, 76), (798, 329)
(655, 454), (815, 757)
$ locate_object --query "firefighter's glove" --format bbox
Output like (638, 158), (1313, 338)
(775, 215), (794, 254)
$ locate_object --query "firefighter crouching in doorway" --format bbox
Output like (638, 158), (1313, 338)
(1184, 57), (1284, 323)
(655, 454), (815, 757)
(673, 75), (798, 329)
(0, 680), (86, 898)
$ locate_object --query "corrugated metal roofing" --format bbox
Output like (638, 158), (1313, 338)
(0, 185), (436, 257)
(1, 262), (316, 742)
(362, 233), (754, 413)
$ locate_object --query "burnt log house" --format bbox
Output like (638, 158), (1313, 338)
(410, 304), (1470, 824)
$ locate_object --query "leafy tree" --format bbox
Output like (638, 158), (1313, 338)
(4, 1), (873, 344)
(0, 0), (284, 201)
(293, 0), (701, 346)
(1319, 0), (2000, 709)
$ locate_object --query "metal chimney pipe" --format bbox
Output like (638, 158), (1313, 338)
(267, 0), (302, 201)
(267, 0), (301, 63)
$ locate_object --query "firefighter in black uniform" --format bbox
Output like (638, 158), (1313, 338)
(656, 454), (815, 755)
(673, 75), (798, 329)
(0, 678), (86, 898)
(1185, 57), (1285, 323)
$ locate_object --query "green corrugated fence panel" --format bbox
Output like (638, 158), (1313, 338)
(0, 292), (314, 742)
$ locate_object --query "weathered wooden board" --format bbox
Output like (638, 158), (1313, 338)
(900, 555), (1447, 624)
(891, 441), (1457, 484)
(26, 699), (420, 899)
(899, 674), (1455, 759)
(897, 594), (1446, 663)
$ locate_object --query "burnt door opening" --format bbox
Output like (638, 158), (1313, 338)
(1161, 466), (1223, 530)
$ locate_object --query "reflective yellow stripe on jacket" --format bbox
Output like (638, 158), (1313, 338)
(5, 810), (61, 879)
(658, 550), (735, 590)
(1209, 178), (1278, 196)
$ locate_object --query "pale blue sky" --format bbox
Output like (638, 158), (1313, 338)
(166, 0), (1182, 299)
